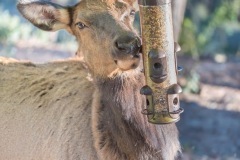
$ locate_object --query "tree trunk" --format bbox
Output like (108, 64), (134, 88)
(172, 0), (187, 41)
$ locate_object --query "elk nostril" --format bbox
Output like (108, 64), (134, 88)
(115, 41), (128, 52)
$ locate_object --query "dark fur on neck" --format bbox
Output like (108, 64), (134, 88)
(92, 71), (181, 160)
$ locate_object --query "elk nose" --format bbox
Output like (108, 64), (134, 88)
(115, 36), (141, 55)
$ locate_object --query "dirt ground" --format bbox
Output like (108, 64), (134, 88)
(178, 57), (240, 160)
(0, 45), (240, 160)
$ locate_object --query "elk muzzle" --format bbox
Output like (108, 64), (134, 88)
(114, 35), (141, 70)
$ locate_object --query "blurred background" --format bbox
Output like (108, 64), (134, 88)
(0, 0), (240, 159)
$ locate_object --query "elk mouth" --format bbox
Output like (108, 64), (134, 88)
(114, 54), (141, 71)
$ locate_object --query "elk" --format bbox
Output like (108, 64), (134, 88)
(0, 0), (181, 159)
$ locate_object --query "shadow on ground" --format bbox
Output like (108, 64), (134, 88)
(178, 100), (240, 159)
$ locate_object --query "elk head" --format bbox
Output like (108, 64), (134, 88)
(17, 0), (141, 78)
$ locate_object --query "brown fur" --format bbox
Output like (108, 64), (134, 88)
(0, 58), (97, 160)
(92, 72), (180, 160)
(0, 0), (181, 159)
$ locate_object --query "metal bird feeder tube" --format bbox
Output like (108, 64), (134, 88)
(138, 0), (184, 124)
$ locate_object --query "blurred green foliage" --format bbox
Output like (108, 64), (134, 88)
(183, 71), (201, 94)
(180, 0), (240, 58)
(0, 7), (32, 44)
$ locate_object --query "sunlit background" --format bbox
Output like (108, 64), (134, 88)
(0, 0), (240, 159)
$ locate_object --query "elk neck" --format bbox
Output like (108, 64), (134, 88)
(92, 69), (181, 159)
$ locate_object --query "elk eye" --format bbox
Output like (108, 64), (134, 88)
(130, 10), (136, 16)
(76, 22), (86, 29)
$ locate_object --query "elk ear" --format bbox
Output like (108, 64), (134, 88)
(17, 0), (72, 32)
